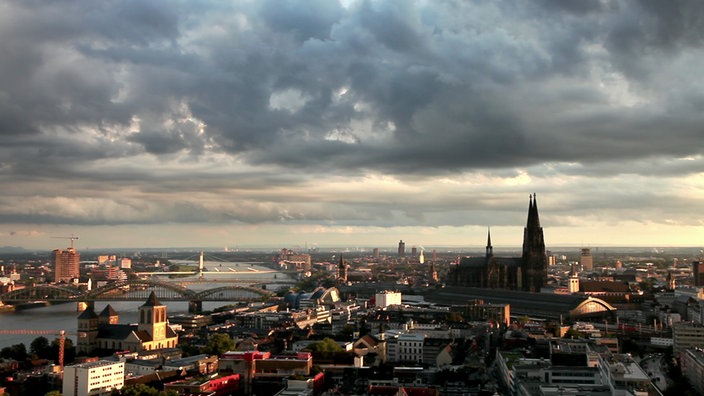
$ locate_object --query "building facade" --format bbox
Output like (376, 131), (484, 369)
(580, 248), (594, 271)
(376, 291), (402, 308)
(53, 247), (80, 283)
(694, 261), (704, 286)
(63, 360), (124, 396)
(448, 194), (548, 292)
(77, 292), (178, 354)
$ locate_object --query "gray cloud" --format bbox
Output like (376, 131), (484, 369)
(1, 0), (703, 244)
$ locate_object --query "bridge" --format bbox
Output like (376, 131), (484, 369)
(0, 279), (277, 313)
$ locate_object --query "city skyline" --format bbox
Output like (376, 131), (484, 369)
(1, 1), (703, 250)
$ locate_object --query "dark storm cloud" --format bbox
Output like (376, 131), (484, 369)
(1, 0), (704, 232)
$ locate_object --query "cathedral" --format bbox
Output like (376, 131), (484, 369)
(448, 194), (548, 292)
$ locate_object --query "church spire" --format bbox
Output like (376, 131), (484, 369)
(338, 255), (348, 283)
(486, 227), (493, 257)
(522, 193), (547, 292)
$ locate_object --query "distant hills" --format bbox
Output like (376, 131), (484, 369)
(0, 246), (30, 253)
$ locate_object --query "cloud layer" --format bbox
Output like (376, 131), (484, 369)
(1, 0), (703, 249)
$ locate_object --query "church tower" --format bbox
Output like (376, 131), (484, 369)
(568, 264), (580, 294)
(139, 292), (168, 342)
(486, 228), (493, 257)
(337, 255), (348, 283)
(429, 261), (438, 283)
(98, 304), (119, 325)
(667, 271), (676, 291)
(521, 194), (547, 292)
(77, 306), (99, 354)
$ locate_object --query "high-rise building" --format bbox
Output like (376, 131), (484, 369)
(52, 247), (80, 283)
(372, 248), (379, 259)
(398, 240), (405, 257)
(580, 248), (593, 271)
(411, 247), (417, 257)
(694, 262), (704, 286)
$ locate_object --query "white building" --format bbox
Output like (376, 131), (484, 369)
(376, 291), (402, 308)
(63, 360), (125, 396)
(386, 333), (424, 363)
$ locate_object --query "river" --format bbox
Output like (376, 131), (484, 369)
(0, 261), (293, 348)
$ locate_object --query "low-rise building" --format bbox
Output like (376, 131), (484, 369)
(673, 322), (704, 354)
(63, 360), (125, 396)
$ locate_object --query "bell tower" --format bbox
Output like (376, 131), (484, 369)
(139, 291), (168, 341)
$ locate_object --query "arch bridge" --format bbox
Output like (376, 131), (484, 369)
(1, 279), (275, 313)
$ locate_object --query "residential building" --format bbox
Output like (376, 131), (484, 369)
(53, 247), (80, 283)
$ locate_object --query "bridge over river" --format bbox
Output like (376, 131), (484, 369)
(0, 278), (279, 313)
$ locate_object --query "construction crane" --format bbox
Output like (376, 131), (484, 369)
(51, 234), (79, 249)
(0, 329), (67, 370)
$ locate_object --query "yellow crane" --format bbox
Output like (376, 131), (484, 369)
(51, 234), (79, 248)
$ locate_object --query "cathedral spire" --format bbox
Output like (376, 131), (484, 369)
(486, 227), (493, 257)
(522, 193), (547, 292)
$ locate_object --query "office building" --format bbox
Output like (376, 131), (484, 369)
(673, 321), (704, 354)
(694, 261), (704, 286)
(580, 248), (593, 271)
(398, 240), (405, 257)
(376, 291), (402, 308)
(63, 360), (124, 396)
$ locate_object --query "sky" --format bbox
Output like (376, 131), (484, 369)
(1, 0), (703, 251)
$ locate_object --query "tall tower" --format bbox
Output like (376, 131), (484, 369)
(76, 306), (99, 354)
(429, 261), (438, 283)
(98, 305), (119, 325)
(398, 240), (406, 257)
(580, 248), (593, 271)
(53, 247), (80, 283)
(693, 262), (704, 286)
(139, 292), (168, 342)
(485, 228), (493, 258)
(337, 255), (348, 283)
(568, 264), (580, 294)
(521, 194), (547, 292)
(667, 271), (676, 291)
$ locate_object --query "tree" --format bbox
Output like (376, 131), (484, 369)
(115, 384), (178, 396)
(306, 338), (343, 353)
(44, 391), (63, 396)
(31, 336), (51, 359)
(1, 343), (27, 361)
(202, 333), (235, 356)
